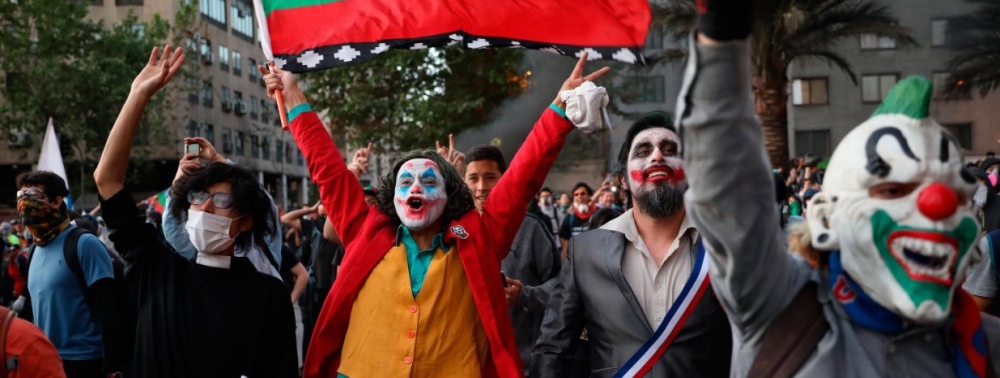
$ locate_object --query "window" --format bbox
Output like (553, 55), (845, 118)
(932, 19), (949, 47)
(251, 135), (260, 158)
(275, 141), (283, 162)
(187, 121), (201, 137)
(201, 80), (213, 107)
(250, 95), (259, 119)
(629, 76), (665, 103)
(262, 137), (271, 160)
(130, 24), (145, 38)
(795, 130), (831, 158)
(248, 58), (258, 82)
(646, 28), (663, 49)
(200, 0), (225, 25)
(285, 143), (293, 163)
(943, 123), (973, 149)
(298, 150), (304, 166)
(861, 74), (898, 103)
(232, 0), (254, 39)
(260, 98), (270, 123)
(222, 128), (233, 153)
(187, 77), (199, 103)
(232, 51), (242, 76)
(115, 0), (142, 5)
(199, 39), (212, 61)
(860, 34), (896, 50)
(219, 45), (230, 70)
(236, 131), (246, 156)
(792, 78), (828, 105)
(204, 124), (215, 145)
(221, 86), (231, 104)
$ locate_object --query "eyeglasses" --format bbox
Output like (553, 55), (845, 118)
(187, 190), (235, 209)
(16, 189), (48, 200)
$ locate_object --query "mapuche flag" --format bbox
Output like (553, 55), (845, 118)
(255, 0), (651, 73)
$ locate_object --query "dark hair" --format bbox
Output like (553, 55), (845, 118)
(16, 171), (70, 212)
(588, 207), (623, 230)
(465, 145), (507, 174)
(539, 187), (553, 195)
(376, 150), (475, 229)
(988, 151), (996, 157)
(169, 162), (277, 252)
(572, 182), (593, 196)
(612, 111), (675, 209)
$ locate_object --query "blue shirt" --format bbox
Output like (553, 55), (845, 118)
(397, 226), (448, 298)
(27, 225), (113, 360)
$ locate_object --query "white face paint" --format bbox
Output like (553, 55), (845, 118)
(393, 158), (448, 232)
(625, 128), (687, 196)
(814, 112), (980, 323)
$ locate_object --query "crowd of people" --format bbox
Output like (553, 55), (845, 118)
(2, 1), (1000, 377)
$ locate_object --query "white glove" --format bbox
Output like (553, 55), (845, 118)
(559, 81), (609, 134)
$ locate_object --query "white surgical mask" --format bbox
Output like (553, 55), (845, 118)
(576, 203), (590, 214)
(185, 209), (239, 254)
(974, 184), (988, 209)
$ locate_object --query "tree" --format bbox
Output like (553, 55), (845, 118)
(943, 0), (1000, 98)
(302, 47), (527, 153)
(0, 0), (196, 203)
(614, 0), (915, 168)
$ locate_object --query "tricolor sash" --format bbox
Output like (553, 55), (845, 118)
(614, 240), (710, 378)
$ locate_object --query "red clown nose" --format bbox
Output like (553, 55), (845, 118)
(916, 182), (959, 221)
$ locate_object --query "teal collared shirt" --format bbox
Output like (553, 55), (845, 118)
(396, 226), (449, 298)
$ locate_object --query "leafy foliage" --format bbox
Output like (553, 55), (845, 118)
(944, 0), (1000, 98)
(302, 47), (527, 153)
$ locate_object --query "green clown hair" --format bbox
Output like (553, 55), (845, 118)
(872, 76), (933, 120)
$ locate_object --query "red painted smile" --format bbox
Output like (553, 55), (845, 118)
(631, 166), (686, 184)
(886, 230), (959, 286)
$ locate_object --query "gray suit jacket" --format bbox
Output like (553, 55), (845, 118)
(531, 229), (732, 378)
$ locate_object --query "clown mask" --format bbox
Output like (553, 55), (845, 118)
(625, 127), (687, 218)
(394, 158), (448, 232)
(807, 77), (980, 324)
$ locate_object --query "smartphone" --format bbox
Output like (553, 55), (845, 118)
(185, 143), (200, 155)
(501, 271), (509, 287)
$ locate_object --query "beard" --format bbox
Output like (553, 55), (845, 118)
(633, 182), (684, 218)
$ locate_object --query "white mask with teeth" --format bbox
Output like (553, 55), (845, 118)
(393, 158), (449, 232)
(807, 76), (981, 324)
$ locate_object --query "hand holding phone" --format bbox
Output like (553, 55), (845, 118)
(185, 143), (200, 156)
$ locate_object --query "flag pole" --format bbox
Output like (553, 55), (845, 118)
(252, 0), (289, 130)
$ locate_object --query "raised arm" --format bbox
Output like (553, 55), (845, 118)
(677, 4), (808, 336)
(281, 203), (320, 232)
(482, 53), (608, 255)
(262, 65), (369, 249)
(95, 45), (184, 198)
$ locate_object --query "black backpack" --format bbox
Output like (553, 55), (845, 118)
(25, 226), (136, 374)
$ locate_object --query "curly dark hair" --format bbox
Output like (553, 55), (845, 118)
(613, 111), (675, 210)
(168, 162), (277, 252)
(376, 150), (475, 230)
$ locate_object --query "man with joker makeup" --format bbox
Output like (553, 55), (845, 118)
(261, 54), (609, 378)
(681, 0), (1000, 377)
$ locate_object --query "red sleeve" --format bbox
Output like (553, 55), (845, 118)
(289, 111), (368, 249)
(482, 108), (573, 262)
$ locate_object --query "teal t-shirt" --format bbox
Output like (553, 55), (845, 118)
(397, 226), (448, 298)
(27, 225), (113, 360)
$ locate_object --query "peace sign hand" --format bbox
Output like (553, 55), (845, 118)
(132, 45), (185, 99)
(554, 52), (611, 107)
(436, 134), (466, 177)
(348, 142), (373, 180)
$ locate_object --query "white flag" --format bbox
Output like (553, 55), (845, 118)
(36, 118), (72, 209)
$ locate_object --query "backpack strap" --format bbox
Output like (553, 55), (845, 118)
(62, 227), (92, 291)
(748, 282), (828, 378)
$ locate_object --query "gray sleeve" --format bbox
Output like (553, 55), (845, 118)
(964, 236), (997, 298)
(676, 37), (809, 338)
(517, 218), (561, 312)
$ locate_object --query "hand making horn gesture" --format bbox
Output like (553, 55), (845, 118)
(436, 134), (466, 177)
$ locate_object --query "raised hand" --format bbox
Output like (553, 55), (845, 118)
(554, 52), (611, 107)
(173, 154), (202, 184)
(132, 45), (185, 98)
(260, 63), (307, 112)
(184, 137), (227, 164)
(436, 134), (466, 176)
(347, 142), (373, 179)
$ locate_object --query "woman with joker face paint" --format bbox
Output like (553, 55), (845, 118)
(676, 1), (1000, 377)
(262, 51), (610, 378)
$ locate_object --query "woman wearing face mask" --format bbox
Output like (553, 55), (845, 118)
(92, 46), (297, 378)
(968, 166), (1000, 233)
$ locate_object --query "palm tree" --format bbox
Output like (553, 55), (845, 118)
(645, 0), (916, 168)
(943, 0), (1000, 98)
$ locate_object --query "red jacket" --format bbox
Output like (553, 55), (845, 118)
(292, 108), (573, 378)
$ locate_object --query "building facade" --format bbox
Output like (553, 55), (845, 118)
(787, 0), (1000, 163)
(87, 0), (312, 209)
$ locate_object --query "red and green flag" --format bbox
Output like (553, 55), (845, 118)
(144, 188), (169, 213)
(252, 0), (651, 73)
